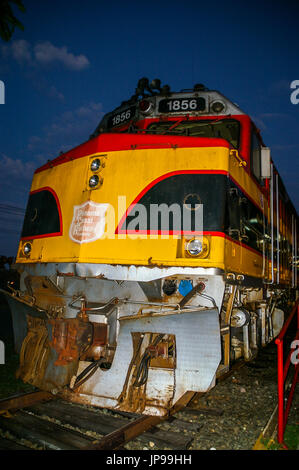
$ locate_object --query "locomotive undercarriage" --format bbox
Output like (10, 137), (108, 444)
(3, 263), (285, 416)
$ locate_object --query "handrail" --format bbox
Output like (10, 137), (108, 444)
(275, 299), (299, 446)
(276, 174), (280, 284)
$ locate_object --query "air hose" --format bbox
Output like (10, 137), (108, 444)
(72, 358), (105, 391)
(133, 334), (165, 387)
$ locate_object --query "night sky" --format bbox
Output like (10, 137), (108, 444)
(0, 0), (298, 255)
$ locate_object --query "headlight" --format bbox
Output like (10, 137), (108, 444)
(185, 236), (210, 258)
(211, 101), (225, 113)
(23, 242), (32, 256)
(186, 238), (203, 256)
(89, 174), (99, 188)
(139, 99), (153, 114)
(90, 158), (101, 172)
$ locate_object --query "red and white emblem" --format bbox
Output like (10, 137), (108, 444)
(69, 201), (108, 244)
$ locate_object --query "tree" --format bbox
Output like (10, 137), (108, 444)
(0, 0), (26, 42)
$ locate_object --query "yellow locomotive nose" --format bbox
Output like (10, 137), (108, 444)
(17, 133), (231, 272)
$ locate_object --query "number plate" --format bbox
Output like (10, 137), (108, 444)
(107, 106), (136, 128)
(158, 97), (206, 113)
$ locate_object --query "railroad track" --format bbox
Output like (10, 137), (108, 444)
(0, 359), (249, 451)
(0, 390), (213, 450)
(1, 334), (288, 451)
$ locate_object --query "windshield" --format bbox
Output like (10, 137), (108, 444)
(146, 119), (240, 149)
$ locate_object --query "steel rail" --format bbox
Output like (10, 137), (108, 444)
(83, 391), (196, 450)
(0, 390), (54, 413)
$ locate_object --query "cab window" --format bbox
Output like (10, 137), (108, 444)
(146, 119), (240, 149)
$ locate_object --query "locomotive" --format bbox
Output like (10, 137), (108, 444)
(2, 78), (298, 416)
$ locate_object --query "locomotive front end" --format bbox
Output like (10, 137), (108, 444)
(4, 79), (296, 415)
(6, 129), (232, 414)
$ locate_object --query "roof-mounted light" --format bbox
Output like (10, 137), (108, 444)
(193, 83), (206, 92)
(161, 84), (171, 95)
(150, 78), (161, 91)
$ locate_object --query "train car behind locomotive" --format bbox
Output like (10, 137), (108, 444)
(2, 78), (298, 415)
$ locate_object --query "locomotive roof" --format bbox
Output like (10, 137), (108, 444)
(89, 78), (298, 218)
(92, 78), (246, 137)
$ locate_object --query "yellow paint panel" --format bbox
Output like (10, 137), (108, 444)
(229, 151), (266, 214)
(225, 237), (263, 278)
(16, 145), (266, 280)
(17, 146), (229, 270)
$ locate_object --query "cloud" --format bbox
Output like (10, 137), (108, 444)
(46, 102), (103, 141)
(0, 153), (38, 207)
(0, 101), (104, 213)
(0, 39), (89, 101)
(27, 102), (104, 162)
(251, 111), (296, 131)
(27, 135), (42, 151)
(0, 154), (36, 180)
(250, 115), (267, 131)
(34, 41), (89, 70)
(34, 41), (90, 70)
(1, 39), (32, 63)
(47, 85), (65, 101)
(26, 71), (65, 101)
(0, 153), (37, 208)
(1, 40), (89, 71)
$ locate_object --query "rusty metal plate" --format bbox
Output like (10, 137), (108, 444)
(71, 307), (221, 415)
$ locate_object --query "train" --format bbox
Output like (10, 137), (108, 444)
(2, 78), (298, 416)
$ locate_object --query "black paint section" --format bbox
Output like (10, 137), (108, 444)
(21, 190), (61, 238)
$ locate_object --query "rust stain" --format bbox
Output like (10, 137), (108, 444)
(20, 275), (67, 316)
(81, 323), (108, 361)
(117, 332), (176, 413)
(17, 315), (50, 387)
(95, 273), (107, 279)
(49, 318), (93, 366)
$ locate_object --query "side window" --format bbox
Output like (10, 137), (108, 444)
(227, 186), (241, 239)
(251, 130), (261, 181)
(226, 180), (264, 253)
(240, 199), (264, 253)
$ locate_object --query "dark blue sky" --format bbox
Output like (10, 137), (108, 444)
(0, 0), (298, 255)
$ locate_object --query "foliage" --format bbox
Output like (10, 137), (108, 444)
(262, 425), (299, 450)
(0, 340), (35, 399)
(0, 0), (26, 42)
